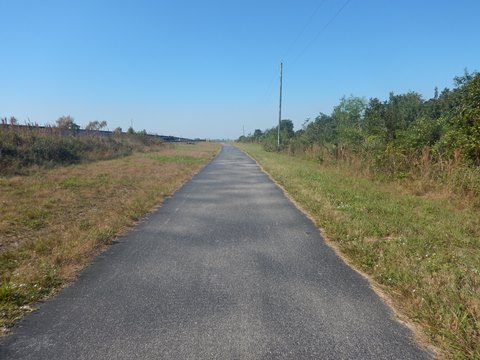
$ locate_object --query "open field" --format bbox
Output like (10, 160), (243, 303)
(237, 143), (479, 359)
(0, 142), (219, 330)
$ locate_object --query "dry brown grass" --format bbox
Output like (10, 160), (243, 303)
(0, 142), (220, 330)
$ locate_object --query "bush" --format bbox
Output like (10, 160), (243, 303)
(0, 125), (163, 174)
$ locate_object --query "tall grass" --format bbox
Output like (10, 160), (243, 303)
(286, 142), (480, 205)
(0, 123), (163, 175)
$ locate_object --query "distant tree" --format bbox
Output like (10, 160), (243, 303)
(453, 68), (476, 87)
(280, 120), (294, 137)
(113, 127), (122, 134)
(85, 121), (97, 131)
(253, 129), (263, 141)
(85, 120), (107, 131)
(262, 127), (279, 151)
(127, 126), (135, 135)
(56, 116), (80, 133)
(305, 113), (336, 145)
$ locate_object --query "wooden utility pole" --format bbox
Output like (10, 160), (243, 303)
(277, 62), (283, 150)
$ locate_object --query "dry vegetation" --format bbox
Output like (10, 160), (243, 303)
(0, 142), (219, 330)
(0, 121), (164, 174)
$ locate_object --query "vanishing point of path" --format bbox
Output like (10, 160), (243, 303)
(1, 145), (430, 359)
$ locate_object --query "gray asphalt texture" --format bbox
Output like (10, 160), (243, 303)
(1, 144), (430, 359)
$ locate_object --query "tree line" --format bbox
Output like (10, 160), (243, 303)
(239, 71), (480, 179)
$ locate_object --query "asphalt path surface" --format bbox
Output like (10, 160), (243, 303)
(1, 144), (430, 359)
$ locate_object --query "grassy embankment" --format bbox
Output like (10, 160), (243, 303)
(238, 143), (479, 359)
(0, 141), (219, 331)
(0, 124), (164, 174)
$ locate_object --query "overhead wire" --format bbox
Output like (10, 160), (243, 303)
(257, 0), (353, 132)
(261, 0), (328, 102)
(281, 0), (327, 61)
(290, 0), (352, 68)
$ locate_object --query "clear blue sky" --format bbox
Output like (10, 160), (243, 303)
(1, 0), (479, 139)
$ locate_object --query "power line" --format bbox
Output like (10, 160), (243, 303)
(263, 0), (352, 101)
(290, 0), (352, 67)
(260, 1), (327, 104)
(281, 0), (327, 61)
(257, 0), (353, 134)
(262, 72), (277, 100)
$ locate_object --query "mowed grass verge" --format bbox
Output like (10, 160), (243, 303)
(0, 142), (220, 330)
(237, 143), (479, 359)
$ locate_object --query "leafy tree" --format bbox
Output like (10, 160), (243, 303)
(383, 92), (423, 141)
(317, 113), (336, 144)
(363, 98), (388, 150)
(280, 119), (294, 139)
(331, 96), (366, 147)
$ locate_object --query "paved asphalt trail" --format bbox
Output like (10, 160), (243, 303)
(1, 144), (430, 359)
